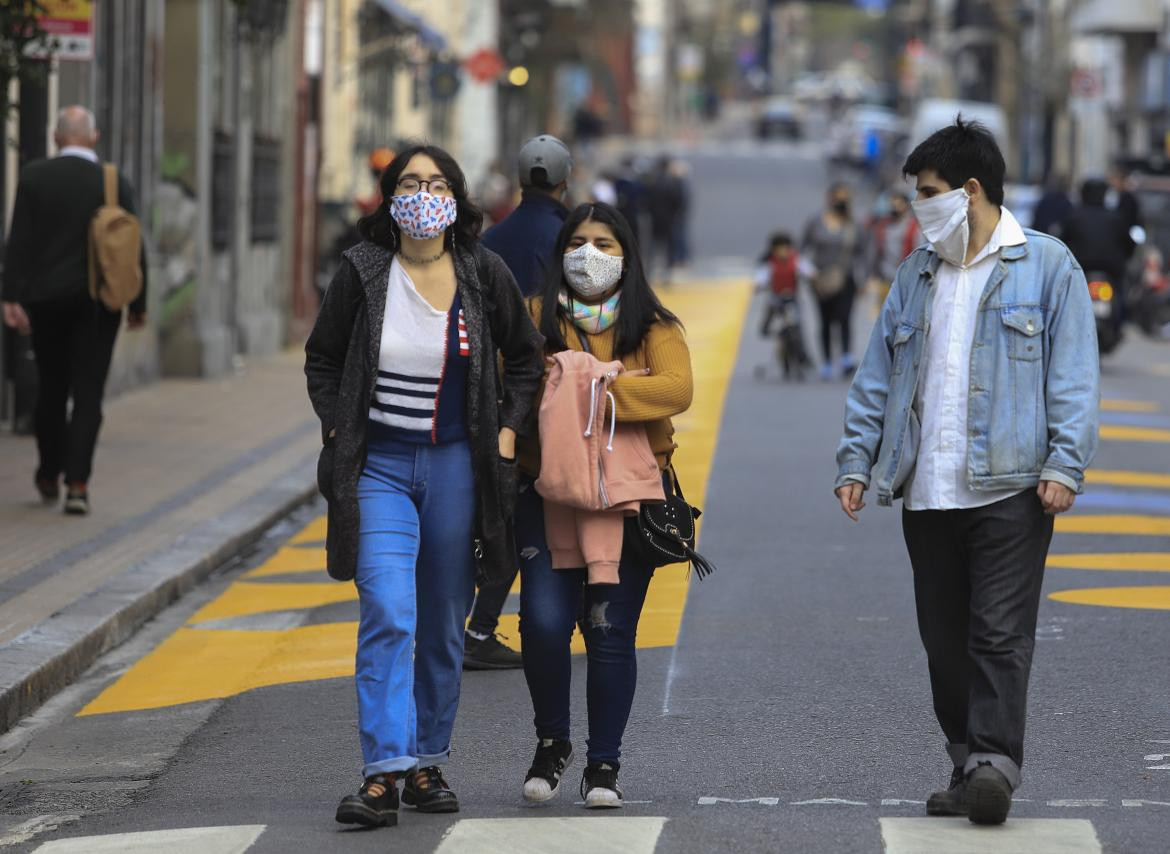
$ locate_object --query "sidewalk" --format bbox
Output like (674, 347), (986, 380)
(0, 349), (320, 731)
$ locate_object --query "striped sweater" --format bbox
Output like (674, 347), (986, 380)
(369, 259), (469, 444)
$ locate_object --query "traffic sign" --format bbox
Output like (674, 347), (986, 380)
(464, 47), (505, 84)
(30, 0), (94, 61)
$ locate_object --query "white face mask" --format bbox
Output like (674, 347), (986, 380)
(911, 187), (971, 267)
(563, 243), (624, 299)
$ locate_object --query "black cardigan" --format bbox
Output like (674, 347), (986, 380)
(305, 240), (544, 583)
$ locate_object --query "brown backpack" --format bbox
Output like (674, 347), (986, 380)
(88, 163), (143, 311)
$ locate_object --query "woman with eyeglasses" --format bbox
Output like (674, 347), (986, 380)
(306, 144), (544, 828)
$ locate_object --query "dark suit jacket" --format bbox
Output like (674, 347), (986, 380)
(2, 154), (147, 312)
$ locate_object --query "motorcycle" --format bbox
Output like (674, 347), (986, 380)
(1085, 270), (1123, 354)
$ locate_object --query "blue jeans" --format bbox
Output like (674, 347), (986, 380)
(354, 432), (477, 778)
(516, 480), (654, 765)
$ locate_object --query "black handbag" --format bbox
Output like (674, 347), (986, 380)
(624, 468), (716, 578)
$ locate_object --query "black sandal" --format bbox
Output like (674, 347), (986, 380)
(402, 765), (460, 813)
(336, 774), (399, 827)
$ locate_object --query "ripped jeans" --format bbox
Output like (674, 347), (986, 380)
(516, 478), (654, 765)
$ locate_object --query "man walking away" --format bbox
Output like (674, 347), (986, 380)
(465, 134), (572, 669)
(834, 118), (1098, 825)
(1, 106), (148, 516)
(480, 135), (572, 297)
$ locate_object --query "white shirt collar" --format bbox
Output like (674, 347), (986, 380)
(964, 207), (1026, 267)
(58, 146), (99, 163)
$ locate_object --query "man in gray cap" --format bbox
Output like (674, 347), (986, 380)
(464, 135), (571, 670)
(480, 134), (572, 297)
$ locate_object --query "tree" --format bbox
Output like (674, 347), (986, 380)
(0, 2), (54, 117)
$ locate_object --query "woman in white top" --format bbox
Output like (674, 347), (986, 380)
(306, 145), (543, 828)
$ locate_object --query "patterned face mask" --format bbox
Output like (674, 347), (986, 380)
(563, 242), (625, 299)
(559, 289), (621, 334)
(390, 191), (458, 240)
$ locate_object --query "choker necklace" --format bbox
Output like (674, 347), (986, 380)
(399, 248), (447, 265)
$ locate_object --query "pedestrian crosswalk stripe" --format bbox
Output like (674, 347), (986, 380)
(31, 824), (266, 853)
(1049, 585), (1170, 611)
(879, 818), (1100, 854)
(1047, 552), (1170, 572)
(434, 817), (667, 854)
(1055, 515), (1170, 536)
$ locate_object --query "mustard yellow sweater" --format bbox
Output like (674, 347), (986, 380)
(518, 299), (694, 478)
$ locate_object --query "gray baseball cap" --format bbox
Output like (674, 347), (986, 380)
(518, 134), (572, 187)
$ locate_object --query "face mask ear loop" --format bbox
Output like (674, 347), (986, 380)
(584, 377), (598, 438)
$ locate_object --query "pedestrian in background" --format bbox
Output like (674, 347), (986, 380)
(516, 202), (693, 809)
(867, 190), (919, 310)
(646, 155), (686, 287)
(1, 106), (148, 516)
(306, 144), (543, 829)
(461, 134), (573, 671)
(834, 119), (1099, 826)
(1030, 173), (1073, 237)
(802, 182), (864, 380)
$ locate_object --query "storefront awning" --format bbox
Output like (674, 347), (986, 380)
(371, 0), (447, 51)
(1071, 0), (1163, 35)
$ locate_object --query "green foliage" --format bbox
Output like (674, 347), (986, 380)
(0, 2), (54, 101)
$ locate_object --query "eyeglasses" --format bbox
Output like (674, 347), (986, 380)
(396, 178), (452, 195)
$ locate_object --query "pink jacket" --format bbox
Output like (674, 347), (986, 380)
(536, 350), (665, 583)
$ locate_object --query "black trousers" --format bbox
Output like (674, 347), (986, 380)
(467, 565), (517, 637)
(816, 286), (854, 363)
(901, 490), (1054, 786)
(29, 300), (121, 485)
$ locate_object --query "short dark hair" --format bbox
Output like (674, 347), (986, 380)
(902, 116), (1005, 206)
(538, 203), (680, 358)
(357, 143), (484, 250)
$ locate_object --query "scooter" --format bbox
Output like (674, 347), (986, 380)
(1085, 270), (1123, 354)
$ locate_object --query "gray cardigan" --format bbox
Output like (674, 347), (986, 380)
(305, 241), (544, 583)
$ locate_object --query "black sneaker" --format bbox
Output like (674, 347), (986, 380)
(580, 761), (623, 809)
(401, 765), (459, 813)
(523, 738), (574, 803)
(463, 632), (523, 670)
(965, 762), (1013, 825)
(64, 484), (89, 516)
(926, 767), (967, 816)
(336, 774), (398, 827)
(35, 475), (60, 505)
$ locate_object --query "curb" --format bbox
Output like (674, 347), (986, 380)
(0, 455), (319, 734)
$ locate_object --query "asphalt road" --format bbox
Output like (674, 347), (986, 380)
(2, 142), (1169, 853)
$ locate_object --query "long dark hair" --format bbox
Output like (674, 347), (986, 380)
(357, 143), (484, 250)
(539, 203), (680, 358)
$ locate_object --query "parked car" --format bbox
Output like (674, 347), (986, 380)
(756, 97), (803, 140)
(829, 104), (906, 168)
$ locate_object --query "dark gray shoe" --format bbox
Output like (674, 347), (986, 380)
(966, 762), (1013, 825)
(463, 632), (523, 670)
(336, 774), (399, 827)
(926, 767), (967, 816)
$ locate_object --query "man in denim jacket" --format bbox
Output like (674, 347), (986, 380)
(834, 120), (1099, 825)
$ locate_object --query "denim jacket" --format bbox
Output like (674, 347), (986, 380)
(835, 228), (1099, 507)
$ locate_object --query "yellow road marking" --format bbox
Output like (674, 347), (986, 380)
(1049, 586), (1170, 611)
(243, 546), (328, 578)
(1055, 515), (1170, 536)
(188, 582), (356, 624)
(1100, 399), (1160, 413)
(1086, 470), (1170, 490)
(1048, 553), (1170, 572)
(1100, 425), (1170, 443)
(80, 278), (752, 714)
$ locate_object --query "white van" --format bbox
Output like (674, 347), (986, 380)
(910, 99), (1009, 168)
